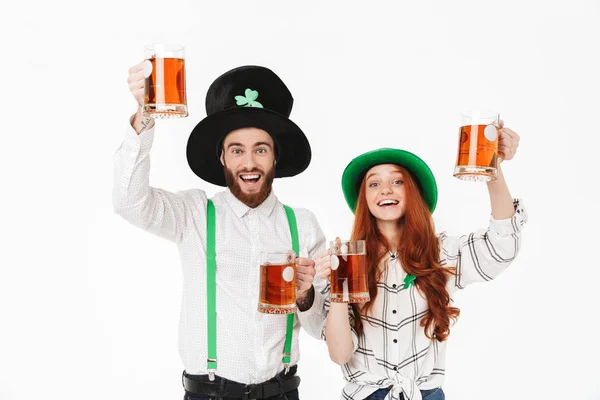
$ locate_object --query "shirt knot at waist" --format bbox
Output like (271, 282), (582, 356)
(389, 374), (421, 400)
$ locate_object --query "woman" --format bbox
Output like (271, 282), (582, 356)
(315, 123), (527, 400)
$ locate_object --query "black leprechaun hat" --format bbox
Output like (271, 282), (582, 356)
(186, 66), (311, 186)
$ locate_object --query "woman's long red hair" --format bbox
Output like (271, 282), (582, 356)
(350, 166), (460, 341)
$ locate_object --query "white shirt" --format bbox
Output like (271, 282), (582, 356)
(113, 125), (328, 384)
(322, 200), (528, 400)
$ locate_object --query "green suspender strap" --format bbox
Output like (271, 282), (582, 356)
(282, 205), (299, 374)
(206, 200), (217, 381)
(205, 200), (299, 379)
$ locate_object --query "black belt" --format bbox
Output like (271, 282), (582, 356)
(183, 366), (300, 400)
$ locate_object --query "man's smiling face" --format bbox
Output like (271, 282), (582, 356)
(220, 127), (276, 208)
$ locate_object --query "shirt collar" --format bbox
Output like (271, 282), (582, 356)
(223, 188), (279, 218)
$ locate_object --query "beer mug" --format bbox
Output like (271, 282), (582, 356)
(329, 240), (369, 303)
(453, 109), (501, 182)
(258, 250), (297, 314)
(143, 44), (188, 119)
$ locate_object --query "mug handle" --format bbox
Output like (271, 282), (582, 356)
(497, 117), (504, 163)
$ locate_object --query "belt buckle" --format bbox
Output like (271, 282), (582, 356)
(244, 383), (262, 400)
(243, 383), (258, 400)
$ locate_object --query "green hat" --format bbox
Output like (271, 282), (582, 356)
(341, 148), (438, 214)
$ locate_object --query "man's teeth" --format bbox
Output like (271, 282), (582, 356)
(240, 174), (260, 181)
(378, 200), (399, 206)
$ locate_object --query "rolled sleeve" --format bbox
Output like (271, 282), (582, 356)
(294, 208), (328, 339)
(441, 198), (528, 289)
(489, 198), (528, 236)
(297, 276), (328, 339)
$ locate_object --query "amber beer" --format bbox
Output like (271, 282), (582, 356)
(258, 251), (297, 314)
(143, 44), (188, 119)
(330, 240), (369, 303)
(453, 110), (499, 182)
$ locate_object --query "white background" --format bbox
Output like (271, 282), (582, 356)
(2, 1), (599, 399)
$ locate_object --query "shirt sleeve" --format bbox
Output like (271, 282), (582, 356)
(112, 123), (207, 243)
(294, 208), (329, 339)
(440, 198), (528, 289)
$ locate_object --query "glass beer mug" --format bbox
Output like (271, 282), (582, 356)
(258, 250), (297, 314)
(143, 43), (188, 119)
(453, 109), (501, 182)
(329, 240), (369, 303)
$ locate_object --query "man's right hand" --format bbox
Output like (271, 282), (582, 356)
(127, 62), (154, 134)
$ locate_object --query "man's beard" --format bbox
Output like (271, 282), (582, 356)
(224, 165), (276, 208)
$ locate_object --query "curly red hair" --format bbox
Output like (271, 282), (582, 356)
(350, 166), (460, 341)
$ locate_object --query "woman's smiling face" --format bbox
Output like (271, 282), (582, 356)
(363, 163), (407, 222)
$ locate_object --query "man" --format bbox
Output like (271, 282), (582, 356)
(114, 64), (327, 399)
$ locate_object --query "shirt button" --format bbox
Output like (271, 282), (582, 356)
(393, 339), (398, 343)
(392, 310), (397, 314)
(392, 284), (397, 288)
(393, 367), (398, 371)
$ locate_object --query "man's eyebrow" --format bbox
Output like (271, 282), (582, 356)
(226, 142), (273, 149)
(226, 142), (244, 149)
(253, 141), (273, 149)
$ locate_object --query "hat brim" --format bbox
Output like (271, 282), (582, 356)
(341, 148), (438, 214)
(187, 107), (311, 186)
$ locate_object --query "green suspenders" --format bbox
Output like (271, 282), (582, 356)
(206, 200), (218, 380)
(205, 200), (299, 380)
(282, 205), (299, 372)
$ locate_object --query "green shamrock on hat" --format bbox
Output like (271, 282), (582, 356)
(235, 88), (263, 108)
